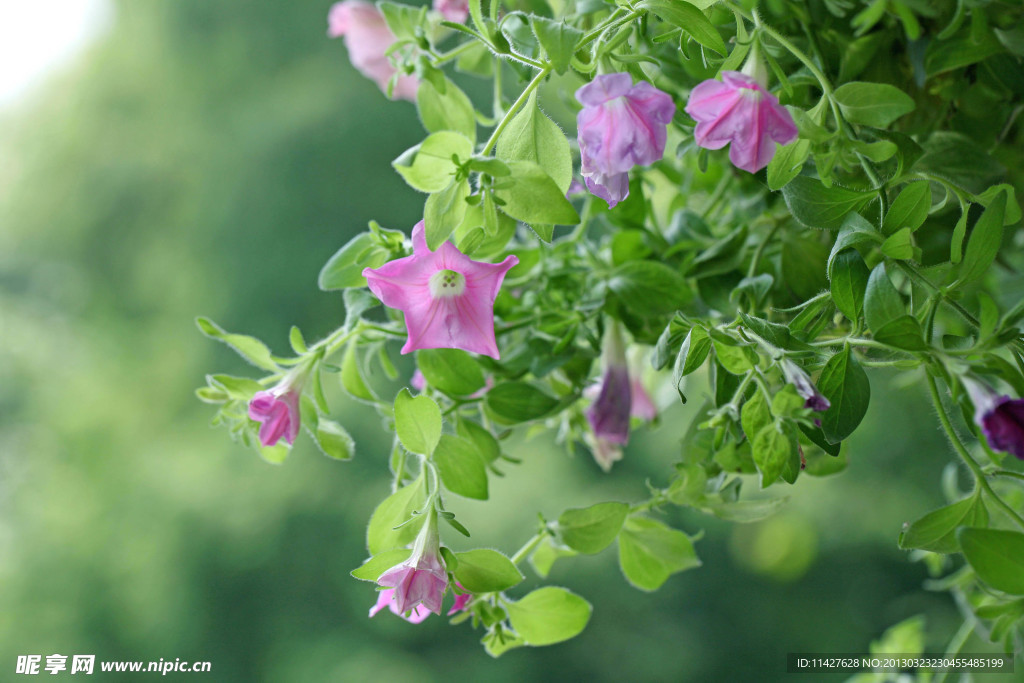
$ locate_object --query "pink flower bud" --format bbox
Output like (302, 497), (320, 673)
(248, 386), (301, 447)
(433, 0), (469, 23)
(363, 221), (518, 360)
(684, 71), (798, 173)
(327, 0), (419, 101)
(576, 73), (676, 208)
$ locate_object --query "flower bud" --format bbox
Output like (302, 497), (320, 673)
(962, 376), (1024, 459)
(781, 359), (831, 413)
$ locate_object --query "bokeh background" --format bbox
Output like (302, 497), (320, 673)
(0, 1), (1011, 681)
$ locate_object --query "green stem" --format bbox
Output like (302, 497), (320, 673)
(578, 8), (640, 47)
(926, 372), (1024, 532)
(509, 531), (547, 565)
(481, 66), (552, 155)
(747, 219), (784, 278)
(993, 469), (1024, 482)
(432, 40), (480, 66)
(933, 620), (975, 683)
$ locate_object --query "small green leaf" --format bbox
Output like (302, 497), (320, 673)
(557, 502), (629, 554)
(424, 178), (471, 250)
(453, 549), (524, 593)
(457, 418), (501, 464)
(434, 434), (489, 500)
(617, 516), (701, 592)
(782, 176), (874, 230)
(899, 496), (988, 554)
(393, 131), (474, 193)
(880, 227), (916, 260)
(485, 381), (560, 424)
(767, 139), (811, 191)
(416, 348), (486, 397)
(492, 160), (580, 228)
(817, 345), (871, 444)
(674, 327), (711, 388)
(416, 77), (477, 143)
(873, 315), (927, 350)
(883, 182), (931, 235)
(608, 260), (690, 317)
(495, 93), (572, 193)
(340, 342), (375, 401)
(529, 17), (584, 75)
(830, 249), (870, 321)
(702, 497), (789, 523)
(833, 81), (916, 127)
(529, 537), (578, 578)
(393, 388), (442, 455)
(752, 421), (795, 488)
(314, 418), (355, 460)
(864, 263), (905, 332)
(958, 528), (1024, 594)
(958, 190), (1007, 286)
(318, 232), (390, 291)
(505, 587), (592, 646)
(638, 0), (727, 55)
(196, 317), (278, 372)
(366, 477), (427, 554)
(712, 339), (754, 375)
(351, 548), (412, 581)
(741, 390), (772, 442)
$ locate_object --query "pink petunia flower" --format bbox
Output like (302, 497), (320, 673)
(327, 0), (419, 100)
(586, 322), (633, 445)
(375, 509), (448, 617)
(363, 221), (518, 360)
(248, 364), (310, 447)
(576, 73), (676, 208)
(433, 0), (469, 23)
(684, 71), (798, 173)
(447, 582), (472, 615)
(369, 588), (432, 623)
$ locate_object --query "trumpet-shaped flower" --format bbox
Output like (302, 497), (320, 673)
(781, 359), (831, 413)
(248, 364), (310, 447)
(369, 588), (432, 623)
(375, 508), (448, 616)
(963, 376), (1024, 459)
(363, 221), (518, 360)
(328, 0), (419, 100)
(685, 71), (798, 173)
(576, 73), (676, 208)
(586, 323), (632, 445)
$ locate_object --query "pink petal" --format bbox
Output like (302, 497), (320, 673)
(575, 73), (634, 106)
(630, 378), (658, 420)
(369, 588), (395, 617)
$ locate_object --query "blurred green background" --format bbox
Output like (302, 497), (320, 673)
(0, 1), (997, 680)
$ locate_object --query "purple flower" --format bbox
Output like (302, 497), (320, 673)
(363, 221), (518, 359)
(447, 583), (471, 615)
(576, 73), (676, 208)
(433, 0), (469, 22)
(327, 0), (419, 101)
(586, 322), (632, 452)
(248, 385), (302, 447)
(963, 377), (1024, 459)
(685, 71), (798, 173)
(375, 509), (448, 617)
(369, 589), (432, 623)
(781, 359), (831, 412)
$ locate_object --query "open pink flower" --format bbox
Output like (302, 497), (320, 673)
(434, 0), (469, 22)
(376, 510), (448, 617)
(685, 71), (798, 173)
(576, 73), (676, 208)
(248, 377), (303, 448)
(327, 0), (419, 101)
(369, 588), (432, 623)
(363, 221), (518, 360)
(963, 376), (1024, 459)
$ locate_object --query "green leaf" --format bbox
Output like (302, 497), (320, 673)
(457, 418), (501, 464)
(674, 327), (711, 389)
(378, 1), (425, 41)
(767, 139), (811, 191)
(702, 497), (789, 523)
(529, 538), (578, 578)
(416, 77), (477, 143)
(393, 131), (474, 193)
(752, 421), (795, 488)
(366, 477), (427, 554)
(351, 548), (412, 581)
(958, 528), (1024, 595)
(424, 178), (471, 250)
(899, 496), (988, 554)
(638, 0), (727, 56)
(976, 184), (1021, 226)
(882, 182), (931, 235)
(393, 388), (442, 455)
(557, 502), (629, 554)
(453, 549), (524, 593)
(782, 176), (874, 230)
(958, 190), (1007, 286)
(781, 235), (830, 301)
(434, 434), (489, 500)
(879, 227), (916, 261)
(318, 232), (390, 291)
(873, 315), (927, 350)
(712, 339), (754, 375)
(416, 348), (486, 397)
(833, 81), (916, 127)
(314, 418), (355, 460)
(617, 516), (701, 592)
(608, 260), (690, 317)
(492, 160), (580, 228)
(530, 17), (584, 75)
(741, 390), (772, 442)
(340, 342), (375, 401)
(485, 381), (559, 424)
(864, 263), (905, 332)
(827, 213), (881, 278)
(830, 249), (869, 321)
(495, 93), (572, 193)
(196, 317), (278, 372)
(817, 345), (871, 444)
(505, 587), (592, 646)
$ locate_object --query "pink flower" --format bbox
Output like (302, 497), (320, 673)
(363, 221), (518, 360)
(434, 0), (469, 23)
(248, 385), (302, 447)
(963, 376), (1024, 460)
(448, 583), (471, 615)
(327, 0), (419, 101)
(376, 510), (448, 616)
(630, 375), (658, 421)
(586, 322), (632, 445)
(576, 73), (676, 208)
(369, 588), (432, 623)
(411, 368), (426, 392)
(684, 71), (798, 173)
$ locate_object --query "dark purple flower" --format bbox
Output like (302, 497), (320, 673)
(964, 377), (1024, 459)
(576, 73), (676, 208)
(586, 322), (632, 445)
(781, 359), (830, 412)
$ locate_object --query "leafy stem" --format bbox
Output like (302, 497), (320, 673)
(481, 65), (552, 155)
